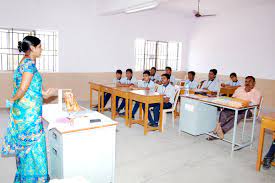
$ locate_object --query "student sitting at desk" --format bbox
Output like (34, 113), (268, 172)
(165, 66), (176, 85)
(130, 70), (155, 118)
(150, 67), (161, 83)
(201, 69), (220, 94)
(157, 66), (176, 85)
(184, 71), (199, 89)
(117, 68), (137, 87)
(208, 76), (261, 140)
(116, 68), (137, 114)
(103, 69), (122, 108)
(221, 72), (242, 87)
(262, 140), (275, 170)
(146, 74), (176, 127)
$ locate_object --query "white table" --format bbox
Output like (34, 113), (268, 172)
(179, 95), (258, 155)
(42, 104), (118, 183)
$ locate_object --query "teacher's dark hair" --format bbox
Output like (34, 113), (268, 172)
(18, 36), (41, 53)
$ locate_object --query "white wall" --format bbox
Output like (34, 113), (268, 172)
(187, 1), (275, 80)
(0, 0), (190, 73)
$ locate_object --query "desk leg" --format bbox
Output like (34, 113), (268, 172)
(97, 90), (101, 112)
(159, 102), (164, 132)
(111, 94), (116, 120)
(129, 99), (133, 128)
(144, 103), (149, 135)
(101, 91), (105, 113)
(125, 98), (129, 127)
(250, 107), (258, 149)
(256, 126), (265, 171)
(139, 103), (142, 120)
(90, 87), (93, 109)
(231, 109), (239, 156)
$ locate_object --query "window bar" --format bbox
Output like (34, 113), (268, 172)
(165, 42), (168, 70)
(53, 32), (56, 72)
(143, 40), (146, 71)
(176, 43), (179, 71)
(155, 41), (158, 70)
(16, 32), (20, 66)
(47, 35), (50, 71)
(11, 28), (14, 70)
(7, 29), (11, 70)
(0, 54), (2, 70)
(6, 54), (8, 71)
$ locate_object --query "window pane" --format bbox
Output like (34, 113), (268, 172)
(36, 30), (58, 72)
(0, 28), (58, 72)
(156, 42), (168, 70)
(144, 40), (156, 70)
(135, 39), (182, 71)
(135, 39), (145, 71)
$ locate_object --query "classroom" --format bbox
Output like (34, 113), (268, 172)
(0, 0), (275, 183)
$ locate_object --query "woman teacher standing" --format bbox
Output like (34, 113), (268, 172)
(1, 36), (56, 182)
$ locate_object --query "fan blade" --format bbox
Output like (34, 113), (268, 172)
(200, 14), (216, 17)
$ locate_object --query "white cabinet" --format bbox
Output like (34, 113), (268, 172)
(43, 104), (117, 183)
(179, 97), (218, 135)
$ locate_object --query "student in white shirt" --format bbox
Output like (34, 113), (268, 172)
(221, 72), (242, 87)
(116, 68), (137, 113)
(144, 73), (176, 127)
(150, 67), (161, 83)
(103, 69), (122, 107)
(165, 66), (176, 85)
(201, 69), (220, 93)
(184, 71), (199, 89)
(129, 70), (155, 118)
(112, 70), (123, 84)
(157, 66), (176, 85)
(118, 68), (137, 86)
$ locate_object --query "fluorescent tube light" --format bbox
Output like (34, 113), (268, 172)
(125, 1), (159, 13)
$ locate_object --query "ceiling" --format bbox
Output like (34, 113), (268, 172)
(157, 0), (271, 15)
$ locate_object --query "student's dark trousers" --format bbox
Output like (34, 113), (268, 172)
(219, 109), (252, 134)
(103, 93), (119, 109)
(265, 140), (275, 158)
(143, 102), (172, 124)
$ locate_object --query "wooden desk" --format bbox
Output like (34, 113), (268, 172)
(111, 87), (132, 126)
(100, 83), (117, 112)
(178, 88), (212, 95)
(256, 112), (275, 171)
(89, 82), (102, 112)
(128, 90), (164, 135)
(220, 86), (238, 97)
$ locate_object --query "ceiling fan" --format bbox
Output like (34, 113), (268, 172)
(193, 0), (216, 18)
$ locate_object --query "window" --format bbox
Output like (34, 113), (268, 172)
(135, 39), (182, 71)
(0, 28), (58, 72)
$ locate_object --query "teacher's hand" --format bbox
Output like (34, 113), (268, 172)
(6, 99), (14, 108)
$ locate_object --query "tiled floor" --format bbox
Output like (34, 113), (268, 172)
(0, 104), (274, 183)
